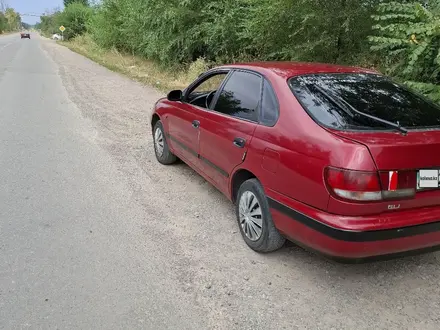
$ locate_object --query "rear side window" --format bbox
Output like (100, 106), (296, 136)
(289, 73), (440, 130)
(260, 79), (279, 126)
(214, 71), (262, 122)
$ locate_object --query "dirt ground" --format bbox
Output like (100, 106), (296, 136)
(37, 37), (440, 330)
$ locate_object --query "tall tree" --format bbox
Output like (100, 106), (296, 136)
(59, 2), (93, 39)
(64, 0), (89, 7)
(0, 12), (7, 33)
(4, 7), (21, 31)
(369, 1), (440, 101)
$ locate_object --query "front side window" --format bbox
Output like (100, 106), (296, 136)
(213, 71), (262, 122)
(289, 73), (440, 130)
(186, 73), (228, 109)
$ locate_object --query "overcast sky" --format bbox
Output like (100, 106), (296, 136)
(8, 0), (64, 24)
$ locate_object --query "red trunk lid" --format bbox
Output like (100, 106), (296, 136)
(332, 129), (440, 209)
(333, 130), (440, 170)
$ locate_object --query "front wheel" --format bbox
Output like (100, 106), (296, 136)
(236, 179), (285, 252)
(153, 120), (177, 165)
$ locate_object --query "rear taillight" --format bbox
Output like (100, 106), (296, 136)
(325, 167), (382, 201)
(325, 167), (416, 202)
(379, 170), (416, 199)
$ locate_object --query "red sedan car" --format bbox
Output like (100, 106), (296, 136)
(151, 62), (440, 262)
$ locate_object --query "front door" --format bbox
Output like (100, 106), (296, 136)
(166, 102), (202, 168)
(167, 71), (230, 169)
(198, 70), (262, 193)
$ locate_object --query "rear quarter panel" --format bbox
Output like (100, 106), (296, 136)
(238, 73), (376, 212)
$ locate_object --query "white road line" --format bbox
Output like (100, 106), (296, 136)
(0, 38), (19, 51)
(0, 42), (13, 51)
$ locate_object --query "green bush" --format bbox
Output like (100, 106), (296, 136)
(0, 12), (7, 33)
(2, 8), (21, 32)
(37, 11), (63, 36)
(369, 1), (440, 100)
(58, 3), (93, 40)
(240, 0), (379, 64)
(38, 0), (440, 102)
(185, 58), (212, 82)
(64, 0), (89, 6)
(86, 0), (381, 66)
(87, 0), (128, 51)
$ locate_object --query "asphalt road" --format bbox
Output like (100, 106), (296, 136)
(1, 33), (440, 330)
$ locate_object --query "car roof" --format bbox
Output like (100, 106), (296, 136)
(217, 61), (378, 79)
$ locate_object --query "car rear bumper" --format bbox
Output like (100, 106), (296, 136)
(267, 192), (440, 262)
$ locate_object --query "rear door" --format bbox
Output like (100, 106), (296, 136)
(198, 70), (261, 193)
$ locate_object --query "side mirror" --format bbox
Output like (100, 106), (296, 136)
(167, 90), (183, 102)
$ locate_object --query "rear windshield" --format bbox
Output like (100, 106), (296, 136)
(289, 73), (440, 130)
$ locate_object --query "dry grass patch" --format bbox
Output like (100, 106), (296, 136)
(60, 34), (211, 92)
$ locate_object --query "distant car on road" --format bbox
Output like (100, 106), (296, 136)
(151, 61), (440, 263)
(20, 32), (30, 39)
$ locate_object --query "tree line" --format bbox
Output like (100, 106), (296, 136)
(0, 7), (22, 33)
(36, 0), (440, 101)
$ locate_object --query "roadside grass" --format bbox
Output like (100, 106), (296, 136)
(0, 31), (18, 36)
(61, 35), (384, 92)
(60, 34), (211, 92)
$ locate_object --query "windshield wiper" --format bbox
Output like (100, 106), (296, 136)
(314, 85), (408, 134)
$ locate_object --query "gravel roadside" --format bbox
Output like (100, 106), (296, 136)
(41, 37), (440, 330)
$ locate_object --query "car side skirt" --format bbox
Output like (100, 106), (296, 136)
(166, 133), (229, 178)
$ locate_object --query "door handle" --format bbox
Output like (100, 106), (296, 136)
(192, 120), (200, 129)
(233, 137), (246, 148)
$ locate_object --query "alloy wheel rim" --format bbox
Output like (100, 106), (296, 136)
(238, 191), (263, 241)
(154, 128), (164, 157)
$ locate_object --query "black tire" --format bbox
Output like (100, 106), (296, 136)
(153, 120), (177, 165)
(236, 179), (286, 252)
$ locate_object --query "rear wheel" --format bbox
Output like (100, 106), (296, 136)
(236, 179), (285, 252)
(153, 120), (177, 165)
